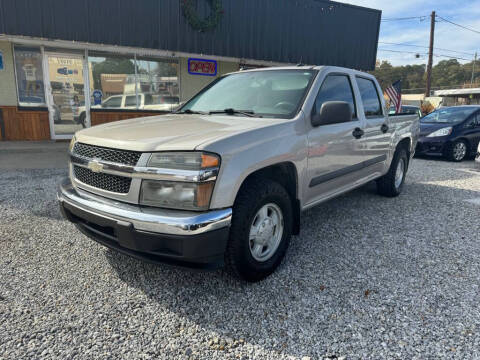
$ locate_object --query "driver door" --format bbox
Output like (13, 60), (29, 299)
(305, 73), (367, 206)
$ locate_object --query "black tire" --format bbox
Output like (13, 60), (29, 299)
(225, 178), (293, 282)
(445, 139), (468, 162)
(376, 147), (408, 197)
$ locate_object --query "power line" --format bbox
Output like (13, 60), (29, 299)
(436, 15), (480, 35)
(378, 41), (475, 57)
(377, 48), (472, 61)
(381, 16), (427, 22)
(432, 53), (472, 61)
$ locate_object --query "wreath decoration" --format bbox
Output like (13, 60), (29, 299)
(181, 0), (224, 32)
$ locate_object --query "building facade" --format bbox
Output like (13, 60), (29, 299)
(0, 0), (381, 141)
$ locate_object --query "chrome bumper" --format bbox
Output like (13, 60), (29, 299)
(57, 179), (232, 236)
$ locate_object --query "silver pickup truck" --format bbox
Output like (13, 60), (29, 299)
(58, 66), (419, 281)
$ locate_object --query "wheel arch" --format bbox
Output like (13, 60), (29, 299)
(235, 162), (301, 235)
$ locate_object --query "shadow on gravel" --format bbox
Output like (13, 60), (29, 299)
(102, 167), (480, 358)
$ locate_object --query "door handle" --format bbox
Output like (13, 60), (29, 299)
(381, 123), (389, 133)
(352, 127), (364, 139)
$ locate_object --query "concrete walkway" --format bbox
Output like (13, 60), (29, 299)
(0, 141), (69, 169)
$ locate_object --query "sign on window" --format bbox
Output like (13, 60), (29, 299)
(188, 58), (217, 76)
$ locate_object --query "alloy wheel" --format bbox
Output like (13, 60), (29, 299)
(249, 203), (284, 262)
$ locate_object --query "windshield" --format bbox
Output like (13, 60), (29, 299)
(180, 69), (317, 118)
(421, 107), (478, 124)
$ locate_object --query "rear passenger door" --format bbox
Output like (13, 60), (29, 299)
(355, 76), (391, 172)
(305, 72), (367, 206)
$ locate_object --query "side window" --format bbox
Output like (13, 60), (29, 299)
(125, 95), (138, 107)
(356, 77), (383, 117)
(103, 96), (122, 108)
(475, 113), (480, 126)
(313, 74), (356, 119)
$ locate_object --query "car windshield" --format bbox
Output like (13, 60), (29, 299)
(421, 107), (478, 124)
(180, 69), (318, 118)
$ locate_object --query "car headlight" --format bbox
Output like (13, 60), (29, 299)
(426, 127), (452, 137)
(147, 152), (219, 170)
(140, 152), (220, 211)
(69, 136), (76, 153)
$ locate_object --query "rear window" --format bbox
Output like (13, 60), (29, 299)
(356, 77), (383, 117)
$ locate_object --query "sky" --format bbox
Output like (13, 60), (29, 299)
(338, 0), (480, 66)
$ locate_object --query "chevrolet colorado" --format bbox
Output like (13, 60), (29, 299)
(58, 66), (419, 281)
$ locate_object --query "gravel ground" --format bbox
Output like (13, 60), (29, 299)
(1, 157), (480, 359)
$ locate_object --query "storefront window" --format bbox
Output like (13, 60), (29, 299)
(87, 54), (179, 111)
(88, 54), (136, 109)
(14, 46), (46, 106)
(135, 58), (180, 111)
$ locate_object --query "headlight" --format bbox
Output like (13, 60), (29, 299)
(69, 136), (76, 153)
(140, 152), (220, 210)
(147, 152), (219, 170)
(140, 180), (215, 211)
(426, 127), (452, 137)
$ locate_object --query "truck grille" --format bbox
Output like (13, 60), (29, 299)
(73, 166), (132, 194)
(73, 143), (141, 166)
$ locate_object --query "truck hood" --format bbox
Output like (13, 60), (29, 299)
(75, 114), (283, 152)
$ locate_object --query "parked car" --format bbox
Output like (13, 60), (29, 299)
(389, 105), (422, 119)
(75, 93), (180, 127)
(58, 66), (419, 281)
(416, 106), (480, 161)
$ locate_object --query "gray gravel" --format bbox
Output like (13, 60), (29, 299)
(1, 157), (480, 359)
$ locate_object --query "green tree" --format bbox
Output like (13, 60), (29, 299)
(91, 57), (136, 90)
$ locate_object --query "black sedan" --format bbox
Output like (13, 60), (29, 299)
(416, 106), (480, 162)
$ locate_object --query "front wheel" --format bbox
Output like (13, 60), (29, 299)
(445, 140), (468, 162)
(225, 178), (292, 282)
(376, 148), (408, 197)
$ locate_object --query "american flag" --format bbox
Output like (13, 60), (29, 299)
(385, 80), (402, 114)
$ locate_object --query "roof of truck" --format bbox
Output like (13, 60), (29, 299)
(228, 65), (372, 77)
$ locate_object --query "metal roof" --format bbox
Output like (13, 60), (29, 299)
(0, 0), (381, 70)
(434, 88), (480, 96)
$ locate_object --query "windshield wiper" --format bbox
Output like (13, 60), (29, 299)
(173, 109), (208, 115)
(209, 108), (259, 117)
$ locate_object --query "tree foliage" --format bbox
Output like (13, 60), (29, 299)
(91, 58), (136, 90)
(370, 59), (480, 93)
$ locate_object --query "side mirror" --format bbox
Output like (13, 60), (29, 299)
(311, 101), (352, 127)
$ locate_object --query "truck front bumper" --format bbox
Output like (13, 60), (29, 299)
(57, 179), (232, 270)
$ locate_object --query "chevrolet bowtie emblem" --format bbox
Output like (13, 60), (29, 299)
(87, 160), (104, 173)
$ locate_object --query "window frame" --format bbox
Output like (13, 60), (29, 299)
(311, 72), (358, 121)
(355, 75), (384, 119)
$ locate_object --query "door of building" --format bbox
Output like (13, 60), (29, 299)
(44, 52), (90, 139)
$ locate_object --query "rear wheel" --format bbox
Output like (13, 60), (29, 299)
(445, 140), (468, 162)
(225, 178), (292, 282)
(376, 147), (408, 197)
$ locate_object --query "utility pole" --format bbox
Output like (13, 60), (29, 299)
(425, 11), (436, 97)
(471, 52), (477, 86)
